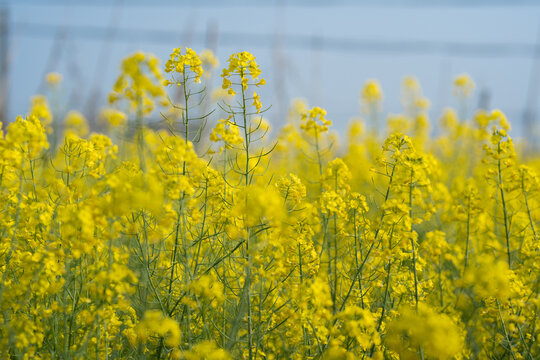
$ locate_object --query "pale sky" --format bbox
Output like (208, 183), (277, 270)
(4, 0), (540, 138)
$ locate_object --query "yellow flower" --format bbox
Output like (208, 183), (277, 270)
(209, 116), (243, 153)
(165, 47), (204, 84)
(300, 106), (331, 135)
(184, 341), (231, 360)
(109, 51), (166, 115)
(134, 310), (181, 348)
(386, 303), (465, 360)
(361, 79), (383, 104)
(29, 95), (52, 131)
(64, 110), (89, 137)
(453, 73), (475, 97)
(46, 72), (63, 86)
(99, 108), (127, 127)
(253, 91), (262, 113)
(221, 51), (265, 98)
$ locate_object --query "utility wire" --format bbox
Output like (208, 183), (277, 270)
(7, 0), (540, 8)
(11, 22), (539, 58)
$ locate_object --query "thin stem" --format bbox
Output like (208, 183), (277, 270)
(497, 142), (512, 269)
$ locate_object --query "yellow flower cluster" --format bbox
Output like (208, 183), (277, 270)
(387, 303), (465, 360)
(64, 110), (89, 137)
(99, 108), (127, 127)
(221, 51), (266, 114)
(209, 116), (243, 153)
(300, 106), (332, 135)
(45, 72), (63, 86)
(130, 310), (182, 348)
(454, 73), (476, 97)
(361, 79), (383, 105)
(200, 49), (219, 79)
(29, 95), (52, 132)
(109, 51), (167, 115)
(164, 47), (204, 85)
(276, 173), (306, 205)
(0, 49), (539, 360)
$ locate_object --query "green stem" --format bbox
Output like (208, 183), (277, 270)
(497, 142), (512, 269)
(409, 168), (419, 309)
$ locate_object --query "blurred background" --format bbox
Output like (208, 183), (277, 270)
(1, 0), (540, 141)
